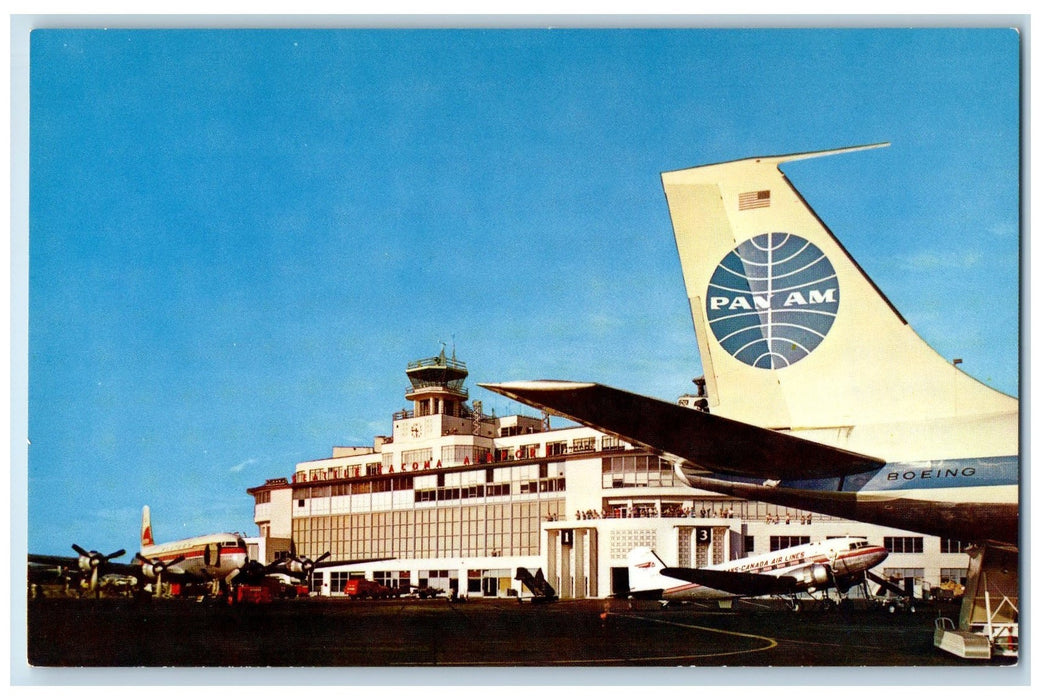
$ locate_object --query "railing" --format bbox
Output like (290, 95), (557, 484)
(407, 355), (467, 372)
(290, 441), (644, 483)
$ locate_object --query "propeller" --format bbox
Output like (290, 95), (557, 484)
(72, 544), (126, 597)
(226, 559), (268, 586)
(232, 558), (269, 583)
(136, 553), (186, 596)
(283, 542), (331, 580)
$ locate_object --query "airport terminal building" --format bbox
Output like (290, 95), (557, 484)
(247, 351), (970, 600)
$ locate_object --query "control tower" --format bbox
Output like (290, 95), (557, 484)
(405, 347), (469, 419)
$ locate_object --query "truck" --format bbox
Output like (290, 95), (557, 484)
(263, 573), (309, 599)
(343, 578), (394, 599)
(233, 584), (273, 605)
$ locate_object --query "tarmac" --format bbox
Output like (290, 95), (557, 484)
(18, 595), (1021, 685)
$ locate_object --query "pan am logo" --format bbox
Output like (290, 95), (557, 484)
(707, 233), (839, 369)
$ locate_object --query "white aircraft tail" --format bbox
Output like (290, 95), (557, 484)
(627, 547), (676, 595)
(661, 144), (1017, 433)
(141, 505), (154, 547)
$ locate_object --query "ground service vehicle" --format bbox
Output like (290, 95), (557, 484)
(343, 578), (394, 599)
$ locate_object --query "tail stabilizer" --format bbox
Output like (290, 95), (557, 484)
(661, 144), (1016, 432)
(627, 547), (681, 595)
(140, 505), (154, 547)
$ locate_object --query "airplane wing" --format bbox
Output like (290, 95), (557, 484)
(313, 557), (392, 569)
(28, 554), (78, 569)
(660, 567), (800, 597)
(28, 553), (139, 577)
(479, 381), (885, 480)
(267, 553), (394, 580)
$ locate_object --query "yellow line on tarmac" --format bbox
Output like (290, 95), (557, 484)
(598, 612), (779, 662)
(413, 612), (778, 666)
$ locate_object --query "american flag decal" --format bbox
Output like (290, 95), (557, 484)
(738, 190), (770, 210)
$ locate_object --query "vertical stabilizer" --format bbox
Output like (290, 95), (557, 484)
(661, 144), (1016, 433)
(141, 505), (154, 547)
(627, 547), (676, 594)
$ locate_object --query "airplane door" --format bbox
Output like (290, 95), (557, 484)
(205, 544), (220, 567)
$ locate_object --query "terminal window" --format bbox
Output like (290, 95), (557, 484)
(601, 455), (675, 489)
(883, 567), (924, 581)
(883, 536), (924, 554)
(546, 441), (567, 456)
(329, 571), (351, 594)
(571, 437), (596, 452)
(769, 535), (810, 551)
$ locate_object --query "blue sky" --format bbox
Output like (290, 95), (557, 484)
(21, 27), (1020, 556)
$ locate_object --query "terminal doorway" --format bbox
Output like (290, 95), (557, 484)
(611, 567), (629, 598)
(481, 569), (511, 597)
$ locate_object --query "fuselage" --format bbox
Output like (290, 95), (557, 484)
(675, 411), (1019, 547)
(632, 537), (887, 602)
(711, 537), (885, 578)
(138, 533), (248, 581)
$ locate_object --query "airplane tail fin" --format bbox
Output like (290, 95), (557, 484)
(661, 144), (1016, 431)
(141, 506), (154, 547)
(627, 547), (677, 595)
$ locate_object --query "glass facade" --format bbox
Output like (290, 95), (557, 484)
(601, 454), (676, 488)
(292, 459), (567, 561)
